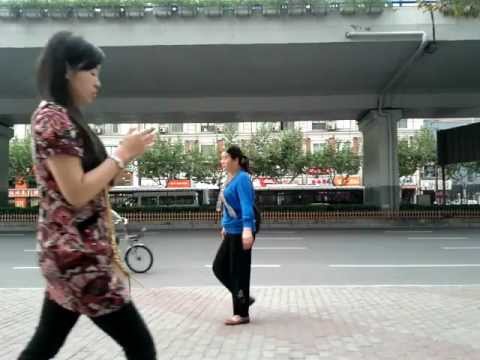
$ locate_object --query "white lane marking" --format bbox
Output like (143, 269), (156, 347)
(254, 247), (307, 250)
(24, 249), (40, 252)
(408, 237), (469, 240)
(329, 264), (480, 268)
(385, 230), (433, 233)
(253, 284), (480, 288)
(13, 266), (40, 270)
(205, 264), (281, 268)
(0, 288), (44, 290)
(442, 247), (480, 250)
(261, 231), (298, 234)
(256, 237), (304, 241)
(0, 233), (26, 237)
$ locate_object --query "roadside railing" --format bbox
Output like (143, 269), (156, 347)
(2, 206), (480, 224)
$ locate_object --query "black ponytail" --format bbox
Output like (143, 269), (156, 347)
(239, 155), (250, 173)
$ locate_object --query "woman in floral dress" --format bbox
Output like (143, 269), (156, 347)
(18, 31), (157, 360)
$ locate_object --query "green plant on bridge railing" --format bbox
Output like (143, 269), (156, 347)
(1, 0), (21, 8)
(122, 0), (147, 6)
(75, 0), (99, 7)
(418, 0), (480, 18)
(173, 0), (199, 7)
(0, 0), (392, 12)
(20, 0), (48, 8)
(229, 0), (257, 4)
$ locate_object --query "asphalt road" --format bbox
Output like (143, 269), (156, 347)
(1, 228), (480, 288)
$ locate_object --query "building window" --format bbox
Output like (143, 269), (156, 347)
(169, 123), (183, 133)
(423, 165), (437, 179)
(224, 123), (239, 132)
(92, 124), (105, 135)
(313, 143), (326, 153)
(336, 120), (352, 130)
(201, 144), (216, 154)
(398, 119), (408, 128)
(112, 124), (119, 134)
(312, 122), (327, 131)
(201, 124), (216, 133)
(336, 140), (351, 150)
(103, 124), (115, 136)
(185, 140), (199, 152)
(281, 121), (295, 130)
(105, 146), (115, 155)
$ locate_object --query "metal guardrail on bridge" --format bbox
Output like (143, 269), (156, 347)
(2, 208), (480, 225)
(0, 0), (435, 21)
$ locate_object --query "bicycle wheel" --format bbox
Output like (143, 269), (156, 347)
(124, 244), (154, 274)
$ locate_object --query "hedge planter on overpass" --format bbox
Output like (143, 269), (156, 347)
(0, 0), (393, 19)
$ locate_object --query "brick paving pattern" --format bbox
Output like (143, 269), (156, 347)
(2, 286), (480, 359)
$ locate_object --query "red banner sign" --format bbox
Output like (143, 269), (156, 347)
(166, 179), (192, 188)
(8, 189), (39, 198)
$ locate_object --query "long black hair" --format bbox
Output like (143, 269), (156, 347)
(226, 145), (251, 174)
(37, 31), (107, 172)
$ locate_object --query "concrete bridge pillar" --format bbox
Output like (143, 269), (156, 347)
(359, 110), (402, 210)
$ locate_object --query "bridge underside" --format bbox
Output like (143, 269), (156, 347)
(1, 40), (480, 125)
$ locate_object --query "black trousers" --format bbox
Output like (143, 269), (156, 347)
(213, 233), (252, 317)
(18, 296), (156, 360)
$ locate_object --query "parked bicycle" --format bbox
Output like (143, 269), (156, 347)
(112, 210), (154, 274)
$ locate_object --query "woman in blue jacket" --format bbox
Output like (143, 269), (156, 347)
(213, 145), (256, 326)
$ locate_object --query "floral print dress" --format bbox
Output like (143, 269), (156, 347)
(32, 101), (129, 317)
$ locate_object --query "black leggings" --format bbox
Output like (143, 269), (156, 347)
(213, 233), (252, 317)
(18, 296), (156, 360)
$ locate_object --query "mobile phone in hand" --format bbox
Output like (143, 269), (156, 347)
(142, 127), (156, 135)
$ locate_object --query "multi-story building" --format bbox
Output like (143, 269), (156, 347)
(13, 119), (425, 180)
(13, 118), (480, 204)
(14, 119), (425, 152)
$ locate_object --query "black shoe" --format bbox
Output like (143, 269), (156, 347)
(249, 296), (255, 307)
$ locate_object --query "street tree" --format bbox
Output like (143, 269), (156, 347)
(9, 136), (35, 187)
(136, 137), (185, 184)
(312, 141), (361, 185)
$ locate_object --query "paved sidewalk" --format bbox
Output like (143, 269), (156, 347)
(2, 286), (480, 360)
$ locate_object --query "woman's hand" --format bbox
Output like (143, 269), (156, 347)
(47, 128), (156, 209)
(114, 128), (156, 164)
(242, 228), (254, 250)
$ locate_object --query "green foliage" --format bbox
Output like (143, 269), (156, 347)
(175, 0), (199, 6)
(244, 124), (282, 179)
(0, 0), (391, 12)
(311, 141), (361, 183)
(418, 0), (480, 18)
(446, 161), (480, 184)
(136, 137), (186, 184)
(9, 136), (35, 187)
(121, 0), (146, 7)
(73, 0), (97, 8)
(398, 138), (417, 177)
(398, 127), (437, 177)
(183, 145), (222, 184)
(272, 129), (311, 182)
(221, 124), (239, 149)
(21, 0), (48, 8)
